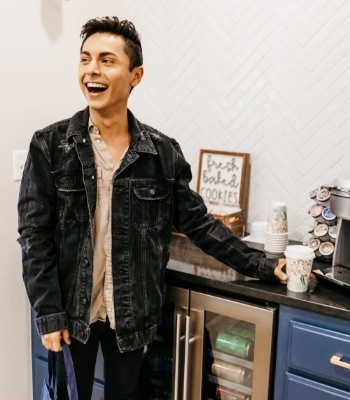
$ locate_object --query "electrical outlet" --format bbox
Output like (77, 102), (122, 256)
(13, 150), (28, 181)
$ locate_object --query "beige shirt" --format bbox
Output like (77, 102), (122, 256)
(89, 121), (128, 329)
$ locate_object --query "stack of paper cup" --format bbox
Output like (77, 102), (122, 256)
(264, 201), (288, 254)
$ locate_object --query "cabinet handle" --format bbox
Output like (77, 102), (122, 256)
(173, 314), (182, 400)
(330, 355), (350, 370)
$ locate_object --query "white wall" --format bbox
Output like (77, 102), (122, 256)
(1, 0), (350, 398)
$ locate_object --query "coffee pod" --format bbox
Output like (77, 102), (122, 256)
(309, 188), (319, 200)
(284, 245), (315, 292)
(329, 225), (337, 243)
(322, 207), (337, 225)
(319, 242), (334, 260)
(306, 219), (318, 234)
(302, 234), (314, 246)
(316, 188), (331, 207)
(308, 204), (325, 223)
(313, 224), (330, 242)
(308, 238), (321, 257)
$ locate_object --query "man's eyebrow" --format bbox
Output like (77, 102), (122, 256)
(80, 51), (118, 57)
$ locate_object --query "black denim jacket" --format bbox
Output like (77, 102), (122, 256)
(18, 107), (277, 352)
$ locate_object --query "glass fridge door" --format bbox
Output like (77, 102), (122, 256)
(189, 291), (276, 400)
(139, 285), (189, 400)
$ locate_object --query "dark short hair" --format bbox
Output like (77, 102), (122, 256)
(80, 16), (143, 71)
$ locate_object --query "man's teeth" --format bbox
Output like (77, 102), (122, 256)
(86, 83), (107, 92)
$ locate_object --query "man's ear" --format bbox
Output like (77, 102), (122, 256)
(131, 66), (144, 88)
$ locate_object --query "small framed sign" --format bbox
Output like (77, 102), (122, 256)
(196, 150), (250, 235)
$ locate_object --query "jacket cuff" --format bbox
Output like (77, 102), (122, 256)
(257, 257), (279, 282)
(35, 311), (69, 335)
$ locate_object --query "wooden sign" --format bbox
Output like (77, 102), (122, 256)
(196, 150), (250, 213)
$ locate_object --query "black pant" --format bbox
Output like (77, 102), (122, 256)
(57, 320), (144, 400)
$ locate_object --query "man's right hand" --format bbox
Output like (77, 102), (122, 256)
(41, 329), (71, 352)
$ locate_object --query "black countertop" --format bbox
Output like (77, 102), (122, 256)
(166, 234), (350, 321)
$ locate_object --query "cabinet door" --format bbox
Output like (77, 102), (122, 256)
(189, 291), (276, 400)
(275, 305), (350, 399)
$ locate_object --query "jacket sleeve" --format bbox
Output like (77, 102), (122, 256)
(17, 133), (69, 335)
(171, 141), (278, 283)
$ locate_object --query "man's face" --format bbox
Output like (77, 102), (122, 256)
(78, 32), (143, 114)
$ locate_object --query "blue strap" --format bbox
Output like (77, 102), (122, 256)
(62, 343), (79, 400)
(44, 343), (78, 400)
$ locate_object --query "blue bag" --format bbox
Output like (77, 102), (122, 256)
(41, 343), (79, 400)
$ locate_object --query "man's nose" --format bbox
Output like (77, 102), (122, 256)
(87, 59), (100, 75)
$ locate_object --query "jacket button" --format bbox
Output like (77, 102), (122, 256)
(83, 258), (89, 266)
(149, 188), (156, 195)
(81, 298), (87, 305)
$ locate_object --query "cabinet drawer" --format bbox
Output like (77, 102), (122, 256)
(288, 320), (350, 386)
(285, 372), (350, 399)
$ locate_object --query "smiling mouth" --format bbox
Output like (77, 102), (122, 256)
(86, 82), (108, 93)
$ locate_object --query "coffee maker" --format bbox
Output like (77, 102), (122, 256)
(330, 176), (350, 284)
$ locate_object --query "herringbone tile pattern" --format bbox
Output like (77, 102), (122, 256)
(125, 0), (350, 239)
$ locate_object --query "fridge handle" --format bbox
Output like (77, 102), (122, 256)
(183, 315), (195, 400)
(173, 313), (182, 400)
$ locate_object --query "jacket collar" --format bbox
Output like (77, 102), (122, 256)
(66, 107), (157, 155)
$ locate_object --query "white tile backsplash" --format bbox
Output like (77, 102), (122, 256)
(124, 0), (350, 240)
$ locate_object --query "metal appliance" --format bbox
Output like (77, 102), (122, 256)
(140, 278), (276, 400)
(330, 176), (350, 284)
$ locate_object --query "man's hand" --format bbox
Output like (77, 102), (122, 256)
(274, 258), (288, 282)
(41, 329), (70, 352)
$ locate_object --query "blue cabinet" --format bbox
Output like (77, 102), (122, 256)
(274, 305), (350, 399)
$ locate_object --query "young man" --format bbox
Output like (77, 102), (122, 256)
(18, 17), (287, 400)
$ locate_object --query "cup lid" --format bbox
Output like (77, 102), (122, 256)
(285, 245), (315, 259)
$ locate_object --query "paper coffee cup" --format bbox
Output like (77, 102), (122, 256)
(284, 245), (315, 292)
(266, 202), (288, 234)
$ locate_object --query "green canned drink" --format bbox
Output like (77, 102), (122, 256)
(215, 331), (254, 359)
(226, 325), (255, 341)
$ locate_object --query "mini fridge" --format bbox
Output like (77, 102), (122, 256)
(140, 285), (277, 400)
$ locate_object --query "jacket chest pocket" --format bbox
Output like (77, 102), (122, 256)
(132, 180), (171, 229)
(54, 171), (87, 222)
